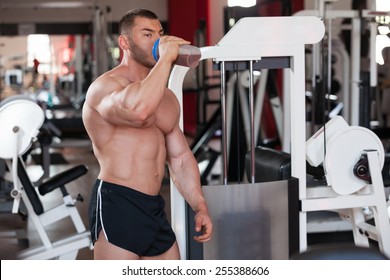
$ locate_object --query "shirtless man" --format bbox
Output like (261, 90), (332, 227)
(82, 8), (212, 260)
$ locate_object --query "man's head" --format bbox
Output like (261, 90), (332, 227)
(118, 9), (163, 68)
(119, 9), (159, 37)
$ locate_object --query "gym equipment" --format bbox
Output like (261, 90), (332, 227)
(228, 68), (284, 149)
(295, 2), (390, 127)
(0, 96), (91, 259)
(168, 16), (325, 259)
(304, 115), (390, 257)
(248, 116), (390, 256)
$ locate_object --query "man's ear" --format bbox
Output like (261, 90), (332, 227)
(118, 35), (129, 50)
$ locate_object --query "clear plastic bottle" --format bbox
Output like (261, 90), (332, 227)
(152, 38), (201, 68)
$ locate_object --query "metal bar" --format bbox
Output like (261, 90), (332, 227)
(213, 58), (290, 71)
(327, 18), (332, 103)
(249, 61), (255, 183)
(220, 61), (228, 186)
(350, 17), (361, 126)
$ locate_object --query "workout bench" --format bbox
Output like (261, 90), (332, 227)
(0, 96), (91, 259)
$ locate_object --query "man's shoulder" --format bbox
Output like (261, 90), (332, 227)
(95, 71), (119, 86)
(87, 71), (122, 95)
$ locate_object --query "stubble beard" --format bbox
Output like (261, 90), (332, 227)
(129, 37), (155, 69)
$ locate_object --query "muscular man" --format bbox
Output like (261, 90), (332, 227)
(82, 9), (212, 260)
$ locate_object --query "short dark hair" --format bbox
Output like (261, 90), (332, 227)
(119, 9), (159, 35)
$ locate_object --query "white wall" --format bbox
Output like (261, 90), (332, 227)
(0, 0), (168, 23)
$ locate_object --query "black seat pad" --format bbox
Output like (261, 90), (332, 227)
(39, 165), (88, 195)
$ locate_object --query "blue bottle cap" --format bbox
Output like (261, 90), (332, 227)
(152, 38), (160, 62)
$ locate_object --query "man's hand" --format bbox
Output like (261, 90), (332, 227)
(157, 35), (190, 64)
(193, 210), (212, 243)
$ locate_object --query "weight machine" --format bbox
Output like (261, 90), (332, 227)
(169, 14), (390, 259)
(169, 16), (325, 259)
(0, 96), (91, 259)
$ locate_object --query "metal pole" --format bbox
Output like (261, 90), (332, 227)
(351, 17), (361, 126)
(327, 18), (332, 104)
(249, 61), (255, 183)
(75, 35), (83, 102)
(220, 61), (228, 186)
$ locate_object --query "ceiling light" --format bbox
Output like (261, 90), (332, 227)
(228, 0), (256, 8)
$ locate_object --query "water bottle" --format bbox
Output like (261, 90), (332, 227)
(152, 38), (201, 68)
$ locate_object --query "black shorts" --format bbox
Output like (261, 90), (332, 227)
(88, 179), (176, 257)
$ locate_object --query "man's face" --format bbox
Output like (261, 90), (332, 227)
(126, 17), (164, 68)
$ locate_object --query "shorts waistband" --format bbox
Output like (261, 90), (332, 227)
(96, 179), (161, 200)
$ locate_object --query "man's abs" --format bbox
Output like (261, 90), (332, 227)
(93, 126), (167, 195)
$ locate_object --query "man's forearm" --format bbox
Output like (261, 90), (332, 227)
(168, 154), (208, 214)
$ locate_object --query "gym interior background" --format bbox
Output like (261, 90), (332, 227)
(1, 0), (390, 260)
